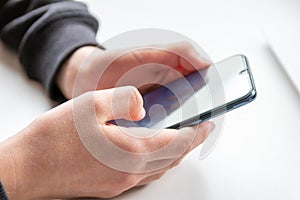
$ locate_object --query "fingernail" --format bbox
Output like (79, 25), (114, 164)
(138, 107), (146, 119)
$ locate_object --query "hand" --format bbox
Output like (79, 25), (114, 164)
(57, 42), (211, 99)
(0, 86), (214, 199)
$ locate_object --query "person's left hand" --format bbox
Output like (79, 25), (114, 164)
(57, 42), (211, 99)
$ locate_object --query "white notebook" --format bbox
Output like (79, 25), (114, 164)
(265, 17), (300, 95)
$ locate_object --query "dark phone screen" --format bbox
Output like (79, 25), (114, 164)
(112, 55), (253, 129)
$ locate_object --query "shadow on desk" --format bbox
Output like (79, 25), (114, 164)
(60, 160), (210, 200)
(69, 187), (144, 200)
(266, 44), (300, 98)
(0, 41), (24, 74)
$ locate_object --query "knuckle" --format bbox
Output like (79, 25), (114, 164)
(93, 91), (113, 118)
(126, 85), (138, 91)
(94, 91), (106, 109)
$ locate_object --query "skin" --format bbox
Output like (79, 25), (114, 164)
(0, 42), (213, 199)
(56, 42), (211, 99)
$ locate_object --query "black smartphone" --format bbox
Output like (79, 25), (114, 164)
(112, 54), (257, 129)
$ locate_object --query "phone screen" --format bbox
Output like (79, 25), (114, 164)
(112, 55), (256, 129)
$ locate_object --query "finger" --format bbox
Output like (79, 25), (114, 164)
(94, 86), (145, 123)
(187, 121), (215, 150)
(100, 120), (213, 173)
(169, 121), (215, 168)
(109, 42), (210, 74)
(136, 123), (214, 184)
(97, 124), (180, 173)
(143, 121), (214, 171)
(90, 42), (211, 93)
(128, 42), (211, 73)
(105, 122), (209, 153)
(163, 41), (212, 72)
(147, 121), (213, 157)
(100, 125), (177, 153)
(92, 48), (180, 87)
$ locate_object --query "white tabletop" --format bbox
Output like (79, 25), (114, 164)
(1, 0), (300, 199)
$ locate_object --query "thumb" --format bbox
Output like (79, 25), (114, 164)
(94, 86), (145, 123)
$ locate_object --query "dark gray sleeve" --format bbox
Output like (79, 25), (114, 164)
(0, 0), (100, 100)
(0, 181), (8, 200)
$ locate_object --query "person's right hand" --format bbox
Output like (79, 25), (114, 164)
(57, 42), (210, 99)
(0, 86), (214, 199)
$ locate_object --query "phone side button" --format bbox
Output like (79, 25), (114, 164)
(232, 101), (249, 109)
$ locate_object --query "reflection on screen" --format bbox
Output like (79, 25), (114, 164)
(111, 56), (251, 129)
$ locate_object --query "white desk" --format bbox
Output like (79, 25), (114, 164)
(1, 0), (300, 199)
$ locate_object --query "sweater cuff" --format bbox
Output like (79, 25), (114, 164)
(0, 182), (8, 200)
(19, 17), (99, 101)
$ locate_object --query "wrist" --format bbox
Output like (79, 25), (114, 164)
(56, 46), (99, 99)
(0, 133), (32, 199)
(0, 142), (17, 199)
(0, 120), (49, 200)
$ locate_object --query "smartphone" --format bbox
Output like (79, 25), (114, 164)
(112, 54), (257, 129)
